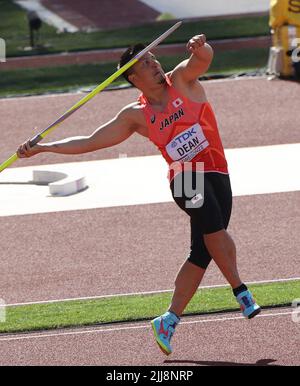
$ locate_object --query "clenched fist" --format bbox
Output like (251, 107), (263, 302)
(17, 138), (42, 158)
(186, 34), (207, 53)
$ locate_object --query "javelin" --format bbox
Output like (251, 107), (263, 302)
(0, 21), (182, 173)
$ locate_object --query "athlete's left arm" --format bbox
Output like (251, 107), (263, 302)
(172, 35), (213, 82)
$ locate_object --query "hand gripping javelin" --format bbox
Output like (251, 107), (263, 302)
(0, 21), (182, 173)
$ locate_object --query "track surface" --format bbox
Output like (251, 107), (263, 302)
(0, 308), (299, 365)
(0, 77), (299, 303)
(0, 77), (299, 365)
(1, 36), (271, 70)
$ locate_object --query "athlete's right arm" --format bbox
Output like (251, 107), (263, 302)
(17, 107), (136, 158)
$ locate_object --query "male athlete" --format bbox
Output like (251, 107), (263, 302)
(17, 34), (261, 356)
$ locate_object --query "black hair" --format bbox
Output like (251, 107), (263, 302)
(118, 43), (146, 86)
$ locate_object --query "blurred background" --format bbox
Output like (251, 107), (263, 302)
(0, 0), (299, 97)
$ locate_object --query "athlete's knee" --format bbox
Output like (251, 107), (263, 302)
(188, 253), (211, 270)
(174, 259), (206, 289)
(204, 229), (236, 258)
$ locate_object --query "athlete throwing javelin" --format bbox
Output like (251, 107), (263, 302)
(17, 34), (261, 355)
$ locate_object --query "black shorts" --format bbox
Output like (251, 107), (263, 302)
(170, 171), (232, 269)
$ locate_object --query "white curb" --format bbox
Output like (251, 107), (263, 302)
(33, 170), (87, 196)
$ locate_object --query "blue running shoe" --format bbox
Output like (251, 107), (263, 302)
(236, 290), (261, 319)
(151, 311), (179, 355)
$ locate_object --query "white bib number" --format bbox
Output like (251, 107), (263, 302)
(166, 123), (209, 162)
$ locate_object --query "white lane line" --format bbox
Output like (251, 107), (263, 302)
(14, 0), (79, 32)
(202, 75), (267, 84)
(0, 310), (293, 342)
(6, 277), (300, 307)
(0, 143), (299, 217)
(0, 91), (83, 102)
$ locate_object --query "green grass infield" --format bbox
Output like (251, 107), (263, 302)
(0, 280), (299, 334)
(1, 0), (270, 57)
(0, 47), (269, 98)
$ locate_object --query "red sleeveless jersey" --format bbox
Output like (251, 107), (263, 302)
(138, 76), (228, 181)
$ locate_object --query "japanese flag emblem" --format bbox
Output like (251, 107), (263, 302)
(172, 98), (183, 108)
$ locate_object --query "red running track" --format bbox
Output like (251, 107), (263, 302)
(0, 308), (298, 365)
(0, 77), (299, 304)
(0, 77), (299, 366)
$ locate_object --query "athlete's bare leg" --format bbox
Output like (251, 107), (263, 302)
(169, 229), (241, 317)
(203, 229), (242, 289)
(169, 260), (205, 317)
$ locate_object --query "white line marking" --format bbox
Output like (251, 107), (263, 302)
(0, 143), (299, 217)
(0, 310), (293, 342)
(6, 277), (300, 307)
(14, 0), (79, 32)
(202, 75), (267, 84)
(0, 92), (83, 102)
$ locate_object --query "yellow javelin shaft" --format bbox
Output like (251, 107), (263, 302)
(0, 59), (137, 173)
(0, 21), (182, 173)
(59, 57), (139, 119)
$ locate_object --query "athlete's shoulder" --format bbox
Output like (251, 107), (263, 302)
(117, 102), (148, 135)
(120, 101), (144, 113)
(118, 102), (144, 119)
(166, 70), (208, 103)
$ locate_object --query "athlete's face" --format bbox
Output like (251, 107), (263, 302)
(129, 52), (166, 88)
